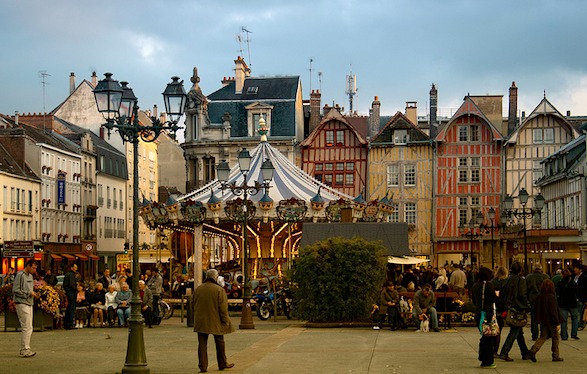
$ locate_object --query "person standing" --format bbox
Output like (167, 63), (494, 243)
(573, 264), (587, 330)
(63, 263), (78, 329)
(498, 262), (530, 362)
(44, 269), (57, 287)
(12, 259), (38, 357)
(147, 268), (163, 325)
(471, 267), (497, 368)
(556, 269), (579, 340)
(449, 264), (467, 299)
(98, 268), (113, 289)
(524, 279), (563, 362)
(194, 269), (235, 373)
(490, 266), (509, 356)
(526, 264), (549, 340)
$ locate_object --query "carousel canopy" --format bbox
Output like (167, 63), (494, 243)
(299, 222), (410, 257)
(180, 141), (352, 203)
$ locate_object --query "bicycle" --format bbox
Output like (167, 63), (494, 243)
(155, 299), (173, 322)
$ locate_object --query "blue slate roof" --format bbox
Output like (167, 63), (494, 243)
(207, 77), (300, 138)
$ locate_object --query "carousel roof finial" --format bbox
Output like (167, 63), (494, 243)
(258, 116), (269, 142)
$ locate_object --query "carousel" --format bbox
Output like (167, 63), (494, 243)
(138, 121), (395, 290)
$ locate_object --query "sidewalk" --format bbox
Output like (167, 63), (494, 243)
(1, 314), (585, 373)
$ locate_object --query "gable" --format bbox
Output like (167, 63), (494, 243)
(372, 111), (430, 144)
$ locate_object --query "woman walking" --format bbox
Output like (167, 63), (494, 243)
(556, 268), (579, 340)
(471, 267), (497, 368)
(490, 266), (508, 356)
(524, 279), (563, 362)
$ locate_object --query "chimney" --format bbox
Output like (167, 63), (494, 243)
(508, 81), (518, 135)
(15, 111), (19, 126)
(370, 96), (381, 138)
(234, 56), (250, 94)
(567, 110), (571, 116)
(323, 104), (332, 118)
(69, 72), (76, 95)
(309, 90), (321, 133)
(405, 101), (417, 125)
(221, 76), (234, 87)
(91, 71), (97, 86)
(429, 84), (438, 139)
(153, 105), (158, 119)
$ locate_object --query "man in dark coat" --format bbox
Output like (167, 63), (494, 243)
(194, 269), (235, 373)
(63, 263), (78, 330)
(573, 264), (587, 330)
(525, 279), (563, 362)
(498, 262), (530, 361)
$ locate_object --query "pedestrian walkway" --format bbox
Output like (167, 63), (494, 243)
(0, 315), (585, 373)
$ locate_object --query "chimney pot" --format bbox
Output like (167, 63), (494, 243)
(69, 72), (76, 95)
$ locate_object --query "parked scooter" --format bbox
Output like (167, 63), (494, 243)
(254, 287), (293, 320)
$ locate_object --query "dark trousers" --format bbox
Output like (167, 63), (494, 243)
(197, 333), (228, 372)
(530, 304), (539, 340)
(374, 307), (400, 329)
(499, 325), (529, 358)
(152, 295), (160, 321)
(65, 291), (77, 329)
(142, 306), (152, 327)
(107, 306), (117, 325)
(493, 314), (505, 355)
(479, 336), (495, 366)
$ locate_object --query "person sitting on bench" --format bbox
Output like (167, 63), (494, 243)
(412, 284), (440, 332)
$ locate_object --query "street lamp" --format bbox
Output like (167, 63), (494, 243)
(94, 72), (186, 374)
(481, 207), (501, 270)
(459, 211), (484, 268)
(502, 188), (545, 274)
(217, 150), (274, 329)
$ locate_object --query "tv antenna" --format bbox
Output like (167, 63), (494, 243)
(241, 26), (253, 69)
(345, 66), (357, 115)
(39, 70), (51, 130)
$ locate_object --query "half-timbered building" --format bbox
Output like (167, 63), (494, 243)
(434, 96), (504, 267)
(300, 108), (368, 197)
(369, 111), (433, 257)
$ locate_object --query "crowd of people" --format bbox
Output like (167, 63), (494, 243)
(374, 261), (587, 369)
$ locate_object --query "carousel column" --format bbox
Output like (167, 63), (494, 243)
(192, 225), (203, 288)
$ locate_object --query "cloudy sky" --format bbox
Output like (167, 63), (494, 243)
(2, 0), (587, 122)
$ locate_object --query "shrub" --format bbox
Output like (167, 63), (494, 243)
(291, 236), (387, 323)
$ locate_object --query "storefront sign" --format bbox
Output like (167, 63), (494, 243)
(116, 254), (132, 273)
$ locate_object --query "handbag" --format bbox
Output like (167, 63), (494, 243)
(479, 282), (500, 337)
(505, 307), (527, 327)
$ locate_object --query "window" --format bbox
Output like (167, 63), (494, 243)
(345, 173), (354, 185)
(326, 131), (334, 146)
(471, 197), (480, 206)
(459, 169), (468, 183)
(394, 129), (408, 144)
(470, 125), (480, 142)
(325, 163), (333, 171)
(336, 163), (345, 171)
(335, 174), (344, 186)
(315, 164), (323, 172)
(404, 164), (416, 186)
(336, 131), (344, 146)
(459, 197), (467, 206)
(192, 115), (198, 140)
(390, 203), (399, 222)
(246, 86), (258, 94)
(544, 128), (554, 144)
(533, 160), (543, 182)
(387, 164), (399, 186)
(346, 163), (354, 171)
(203, 156), (216, 184)
(533, 128), (543, 144)
(459, 126), (468, 142)
(471, 169), (480, 182)
(405, 203), (416, 224)
(324, 174), (333, 186)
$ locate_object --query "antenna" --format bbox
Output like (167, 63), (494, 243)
(236, 33), (244, 57)
(39, 70), (51, 130)
(241, 26), (253, 69)
(308, 58), (314, 95)
(318, 71), (323, 92)
(345, 66), (357, 115)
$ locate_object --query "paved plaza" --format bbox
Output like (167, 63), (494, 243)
(1, 314), (585, 374)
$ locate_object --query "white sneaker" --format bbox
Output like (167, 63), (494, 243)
(20, 350), (36, 358)
(373, 326), (380, 330)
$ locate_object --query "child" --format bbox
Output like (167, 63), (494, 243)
(524, 279), (563, 362)
(74, 283), (89, 328)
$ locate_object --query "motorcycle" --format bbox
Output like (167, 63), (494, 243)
(254, 287), (293, 320)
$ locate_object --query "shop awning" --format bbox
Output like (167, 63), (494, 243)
(76, 254), (88, 260)
(51, 254), (63, 261)
(61, 254), (75, 260)
(387, 256), (430, 265)
(140, 257), (169, 263)
(89, 255), (100, 260)
(34, 253), (42, 260)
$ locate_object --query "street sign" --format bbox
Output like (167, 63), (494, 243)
(4, 241), (34, 257)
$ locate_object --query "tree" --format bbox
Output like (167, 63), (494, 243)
(291, 236), (387, 323)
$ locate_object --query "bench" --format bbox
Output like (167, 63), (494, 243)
(398, 291), (460, 329)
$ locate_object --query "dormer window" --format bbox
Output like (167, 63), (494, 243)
(393, 129), (408, 144)
(246, 86), (258, 94)
(245, 102), (273, 137)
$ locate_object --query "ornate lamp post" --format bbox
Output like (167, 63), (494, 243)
(502, 188), (545, 274)
(93, 72), (186, 374)
(481, 207), (501, 270)
(217, 150), (275, 329)
(459, 211), (484, 268)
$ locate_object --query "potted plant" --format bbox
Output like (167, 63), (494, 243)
(2, 283), (62, 332)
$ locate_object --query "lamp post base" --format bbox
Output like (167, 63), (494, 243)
(122, 300), (149, 374)
(239, 297), (255, 329)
